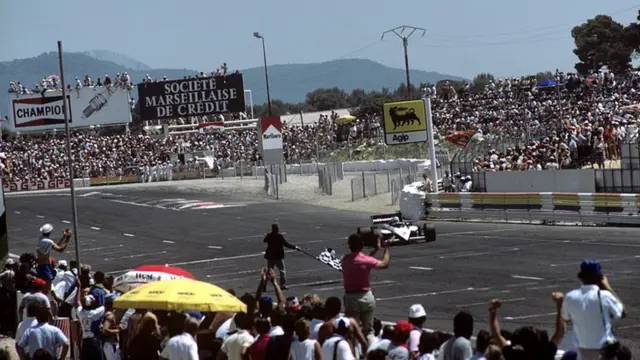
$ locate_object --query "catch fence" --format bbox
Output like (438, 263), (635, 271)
(350, 167), (419, 203)
(318, 162), (345, 195)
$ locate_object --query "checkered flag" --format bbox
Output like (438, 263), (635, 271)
(316, 248), (342, 272)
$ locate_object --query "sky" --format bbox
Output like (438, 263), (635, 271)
(2, 0), (640, 79)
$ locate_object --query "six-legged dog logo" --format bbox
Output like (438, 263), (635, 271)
(388, 106), (422, 130)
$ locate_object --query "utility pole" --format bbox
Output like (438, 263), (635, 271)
(381, 25), (426, 98)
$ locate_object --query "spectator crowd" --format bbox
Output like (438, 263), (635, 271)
(0, 223), (633, 360)
(4, 69), (640, 181)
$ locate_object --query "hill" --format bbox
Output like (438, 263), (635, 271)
(0, 52), (466, 116)
(80, 50), (152, 71)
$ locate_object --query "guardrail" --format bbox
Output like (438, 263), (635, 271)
(424, 192), (640, 225)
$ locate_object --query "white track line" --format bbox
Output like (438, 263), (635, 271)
(504, 312), (556, 321)
(511, 275), (545, 281)
(409, 266), (433, 271)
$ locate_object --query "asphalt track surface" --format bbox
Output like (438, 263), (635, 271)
(6, 187), (640, 350)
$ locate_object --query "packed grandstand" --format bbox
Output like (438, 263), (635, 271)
(1, 62), (639, 360)
(3, 69), (640, 184)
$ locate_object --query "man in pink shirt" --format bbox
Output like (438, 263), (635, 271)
(341, 233), (390, 344)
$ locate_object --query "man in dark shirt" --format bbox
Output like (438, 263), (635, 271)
(264, 223), (299, 290)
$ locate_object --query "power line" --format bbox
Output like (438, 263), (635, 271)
(429, 3), (640, 40)
(381, 26), (426, 97)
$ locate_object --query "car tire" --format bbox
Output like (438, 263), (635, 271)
(423, 223), (436, 242)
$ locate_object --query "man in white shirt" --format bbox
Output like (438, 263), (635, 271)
(562, 259), (625, 360)
(161, 317), (199, 360)
(36, 224), (71, 289)
(19, 278), (52, 322)
(321, 317), (355, 360)
(77, 294), (106, 360)
(218, 312), (254, 360)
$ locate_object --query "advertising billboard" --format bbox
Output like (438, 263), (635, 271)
(136, 73), (246, 121)
(6, 87), (132, 133)
(382, 99), (428, 145)
(258, 116), (284, 165)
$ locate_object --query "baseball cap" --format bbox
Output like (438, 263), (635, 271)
(58, 260), (68, 268)
(285, 296), (301, 311)
(395, 320), (413, 335)
(32, 278), (47, 289)
(5, 258), (15, 266)
(186, 311), (204, 321)
(333, 316), (351, 329)
(83, 295), (96, 307)
(579, 259), (602, 277)
(39, 224), (53, 234)
(259, 296), (274, 312)
(409, 304), (426, 319)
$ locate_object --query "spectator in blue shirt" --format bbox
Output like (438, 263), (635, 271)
(16, 303), (69, 360)
(89, 271), (107, 307)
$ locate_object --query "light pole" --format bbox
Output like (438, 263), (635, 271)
(253, 32), (272, 116)
(57, 41), (81, 269)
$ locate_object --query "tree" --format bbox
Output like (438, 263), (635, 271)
(624, 10), (640, 60)
(305, 88), (350, 111)
(472, 73), (495, 92)
(535, 71), (554, 81)
(571, 15), (633, 75)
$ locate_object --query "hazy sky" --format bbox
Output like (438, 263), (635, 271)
(2, 0), (639, 79)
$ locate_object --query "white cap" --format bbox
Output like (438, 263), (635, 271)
(58, 260), (68, 268)
(83, 295), (96, 307)
(39, 223), (53, 234)
(409, 304), (426, 318)
(333, 316), (352, 329)
(5, 258), (15, 266)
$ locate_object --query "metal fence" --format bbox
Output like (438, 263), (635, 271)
(318, 162), (345, 195)
(264, 167), (280, 199)
(350, 167), (418, 202)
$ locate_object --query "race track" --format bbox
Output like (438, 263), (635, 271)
(6, 187), (640, 349)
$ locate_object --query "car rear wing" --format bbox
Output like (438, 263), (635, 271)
(370, 212), (404, 224)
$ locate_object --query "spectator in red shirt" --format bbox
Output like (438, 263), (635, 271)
(341, 234), (390, 344)
(249, 316), (271, 360)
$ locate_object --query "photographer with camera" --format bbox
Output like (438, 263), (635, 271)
(561, 259), (626, 360)
(341, 233), (390, 345)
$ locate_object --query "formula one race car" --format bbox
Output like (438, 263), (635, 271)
(356, 212), (436, 247)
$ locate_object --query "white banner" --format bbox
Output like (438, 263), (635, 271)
(6, 86), (132, 132)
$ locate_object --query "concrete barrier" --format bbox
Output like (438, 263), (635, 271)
(403, 190), (640, 225)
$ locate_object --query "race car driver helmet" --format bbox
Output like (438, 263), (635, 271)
(391, 216), (400, 223)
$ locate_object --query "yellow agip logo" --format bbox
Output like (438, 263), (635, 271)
(383, 100), (427, 134)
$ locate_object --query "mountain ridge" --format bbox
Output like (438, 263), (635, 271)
(1, 51), (466, 116)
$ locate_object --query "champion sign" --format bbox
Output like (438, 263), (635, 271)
(12, 95), (71, 128)
(136, 73), (246, 121)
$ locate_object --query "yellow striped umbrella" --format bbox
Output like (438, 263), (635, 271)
(113, 279), (246, 312)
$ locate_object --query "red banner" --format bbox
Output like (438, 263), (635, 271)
(2, 178), (71, 192)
